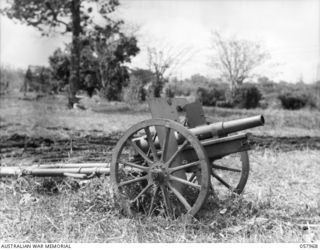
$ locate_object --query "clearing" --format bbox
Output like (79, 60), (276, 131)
(0, 94), (319, 243)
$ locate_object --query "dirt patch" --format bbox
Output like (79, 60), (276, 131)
(1, 132), (320, 165)
(0, 132), (121, 165)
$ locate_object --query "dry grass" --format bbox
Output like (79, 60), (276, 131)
(1, 94), (320, 139)
(0, 149), (319, 243)
(1, 94), (320, 243)
(0, 95), (149, 139)
(204, 107), (320, 137)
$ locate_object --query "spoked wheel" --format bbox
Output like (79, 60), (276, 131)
(111, 119), (211, 217)
(210, 151), (249, 198)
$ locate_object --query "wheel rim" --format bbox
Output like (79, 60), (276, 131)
(111, 119), (210, 217)
(210, 151), (250, 197)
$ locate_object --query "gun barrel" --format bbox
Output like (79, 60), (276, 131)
(220, 115), (265, 134)
(190, 115), (265, 139)
(134, 115), (265, 150)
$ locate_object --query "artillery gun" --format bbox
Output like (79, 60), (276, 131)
(0, 98), (264, 217)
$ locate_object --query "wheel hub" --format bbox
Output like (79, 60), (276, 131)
(149, 162), (168, 184)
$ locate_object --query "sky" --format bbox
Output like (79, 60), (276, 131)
(1, 0), (319, 83)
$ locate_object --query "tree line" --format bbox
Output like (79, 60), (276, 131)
(3, 0), (317, 110)
(1, 0), (140, 107)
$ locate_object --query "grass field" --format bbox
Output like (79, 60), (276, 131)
(1, 94), (320, 138)
(0, 94), (320, 243)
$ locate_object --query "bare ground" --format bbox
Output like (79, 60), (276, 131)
(1, 132), (320, 166)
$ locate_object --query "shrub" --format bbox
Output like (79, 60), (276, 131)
(164, 85), (175, 98)
(233, 84), (262, 109)
(278, 91), (310, 110)
(258, 99), (269, 109)
(196, 87), (226, 106)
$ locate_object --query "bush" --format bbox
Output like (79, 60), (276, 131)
(164, 85), (175, 98)
(233, 84), (262, 109)
(258, 99), (269, 109)
(173, 85), (191, 96)
(196, 87), (226, 106)
(278, 91), (310, 110)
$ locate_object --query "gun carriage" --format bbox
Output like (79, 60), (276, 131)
(0, 98), (265, 217)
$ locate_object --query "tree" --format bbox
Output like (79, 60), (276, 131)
(48, 24), (139, 100)
(210, 32), (268, 96)
(87, 24), (139, 100)
(1, 0), (123, 107)
(23, 66), (33, 95)
(123, 68), (155, 103)
(49, 47), (70, 93)
(146, 45), (193, 97)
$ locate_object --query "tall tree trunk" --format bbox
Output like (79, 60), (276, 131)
(68, 0), (81, 108)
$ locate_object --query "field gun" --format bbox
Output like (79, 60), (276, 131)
(111, 98), (264, 217)
(0, 98), (265, 217)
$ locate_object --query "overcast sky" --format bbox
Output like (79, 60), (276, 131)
(1, 0), (319, 83)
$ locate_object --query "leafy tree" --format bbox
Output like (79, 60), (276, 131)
(87, 25), (139, 100)
(210, 32), (268, 97)
(49, 47), (70, 93)
(48, 24), (139, 100)
(1, 0), (126, 107)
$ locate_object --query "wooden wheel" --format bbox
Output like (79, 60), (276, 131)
(210, 151), (250, 197)
(110, 119), (210, 217)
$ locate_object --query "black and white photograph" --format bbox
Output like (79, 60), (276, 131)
(0, 0), (319, 245)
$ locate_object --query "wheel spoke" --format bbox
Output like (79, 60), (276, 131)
(131, 183), (152, 203)
(160, 127), (171, 162)
(112, 119), (213, 217)
(148, 185), (159, 216)
(211, 172), (233, 191)
(120, 160), (149, 172)
(212, 164), (241, 173)
(160, 185), (172, 217)
(165, 140), (189, 167)
(129, 140), (153, 165)
(118, 175), (148, 187)
(169, 161), (200, 174)
(167, 183), (192, 211)
(144, 127), (159, 161)
(169, 175), (201, 189)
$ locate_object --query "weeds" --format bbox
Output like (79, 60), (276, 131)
(1, 95), (320, 242)
(1, 150), (319, 242)
(1, 95), (320, 139)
